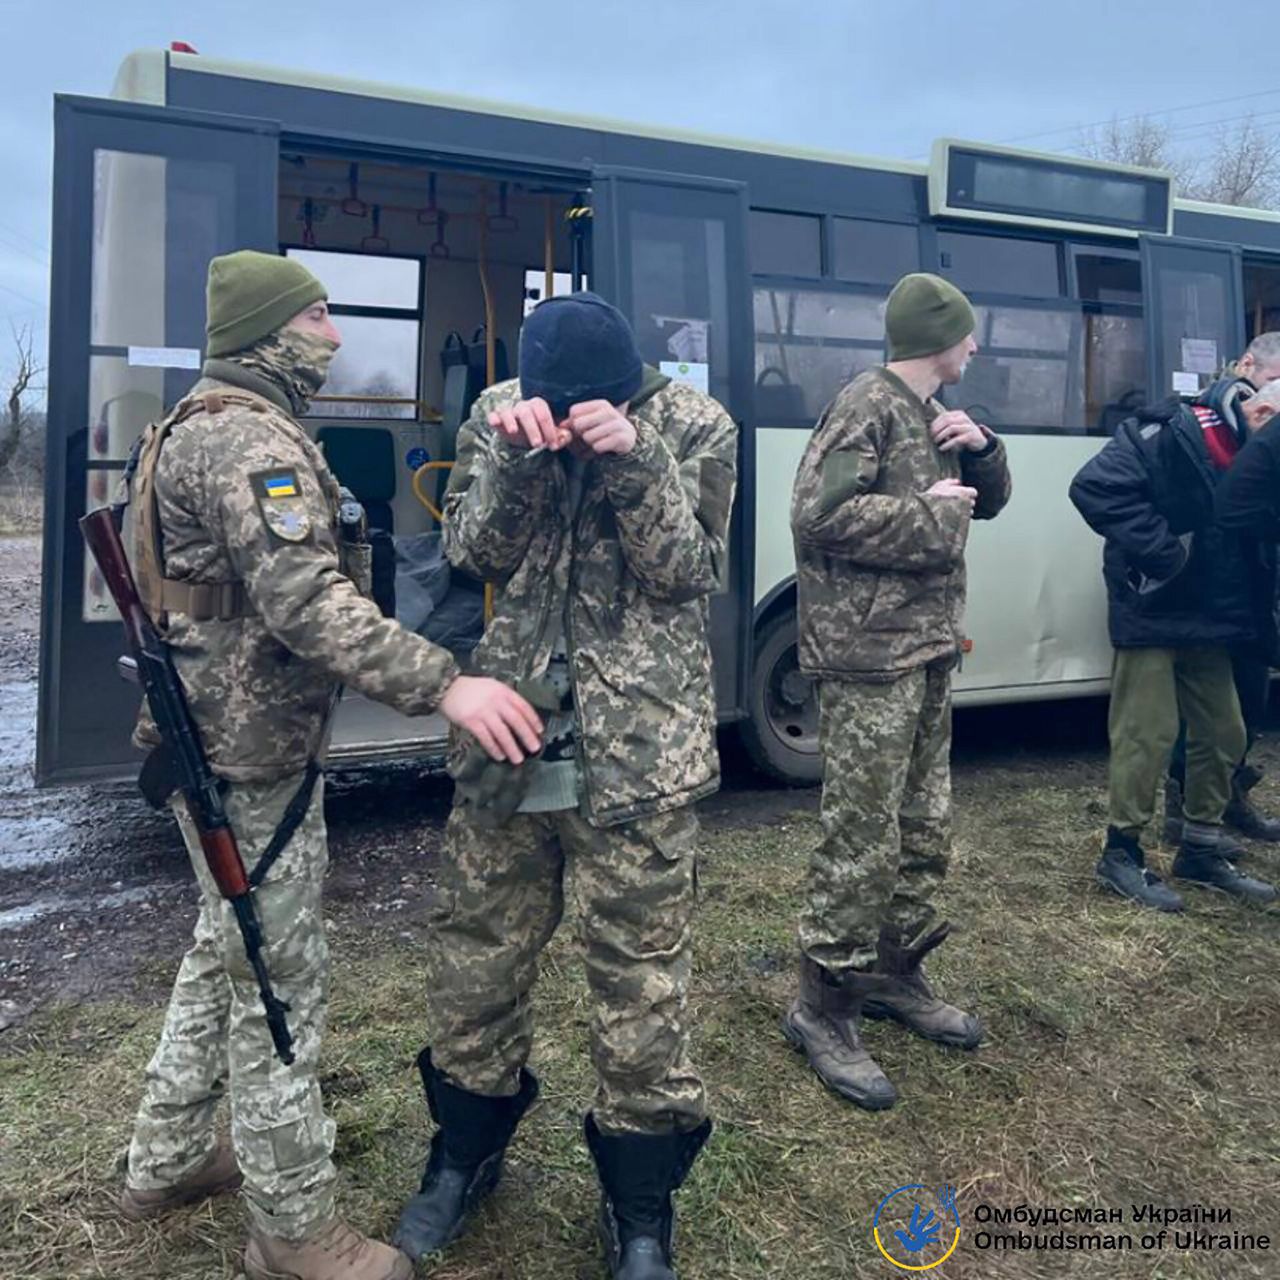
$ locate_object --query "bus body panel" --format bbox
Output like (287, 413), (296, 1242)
(754, 428), (1111, 703)
(33, 49), (1280, 784)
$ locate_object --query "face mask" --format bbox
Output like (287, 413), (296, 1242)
(275, 327), (339, 401)
(230, 327), (339, 414)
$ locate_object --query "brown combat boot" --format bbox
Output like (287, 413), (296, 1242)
(781, 955), (898, 1111)
(244, 1219), (412, 1280)
(120, 1137), (242, 1221)
(863, 922), (983, 1049)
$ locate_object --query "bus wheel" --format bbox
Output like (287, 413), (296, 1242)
(739, 608), (821, 785)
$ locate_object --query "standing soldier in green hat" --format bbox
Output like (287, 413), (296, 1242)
(784, 273), (1011, 1111)
(117, 250), (543, 1280)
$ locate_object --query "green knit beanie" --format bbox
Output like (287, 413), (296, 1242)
(885, 273), (975, 361)
(205, 251), (327, 357)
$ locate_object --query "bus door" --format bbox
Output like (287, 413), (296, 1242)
(589, 168), (754, 717)
(38, 96), (278, 784)
(1140, 236), (1245, 400)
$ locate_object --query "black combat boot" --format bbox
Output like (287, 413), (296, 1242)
(1164, 777), (1248, 857)
(1224, 764), (1280, 842)
(393, 1049), (538, 1261)
(585, 1114), (711, 1280)
(1095, 827), (1184, 912)
(1171, 823), (1278, 904)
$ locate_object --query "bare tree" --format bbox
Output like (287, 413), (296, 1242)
(0, 327), (46, 532)
(1076, 113), (1279, 210)
(1077, 115), (1197, 189)
(1194, 117), (1280, 208)
(0, 326), (40, 471)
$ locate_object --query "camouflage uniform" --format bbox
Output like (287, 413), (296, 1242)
(428, 367), (737, 1135)
(791, 367), (1011, 970)
(125, 331), (459, 1240)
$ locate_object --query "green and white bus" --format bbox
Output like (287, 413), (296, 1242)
(37, 46), (1280, 785)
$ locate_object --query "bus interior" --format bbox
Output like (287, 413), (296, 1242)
(280, 150), (585, 756)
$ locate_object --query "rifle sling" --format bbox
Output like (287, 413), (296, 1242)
(248, 759), (322, 888)
(247, 685), (343, 889)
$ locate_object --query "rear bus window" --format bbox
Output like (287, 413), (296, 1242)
(750, 210), (822, 278)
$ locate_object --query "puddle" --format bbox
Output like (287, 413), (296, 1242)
(0, 815), (75, 869)
(0, 885), (162, 932)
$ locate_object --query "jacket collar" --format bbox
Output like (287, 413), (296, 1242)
(200, 358), (295, 417)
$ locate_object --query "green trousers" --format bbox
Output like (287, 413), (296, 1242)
(1108, 646), (1246, 836)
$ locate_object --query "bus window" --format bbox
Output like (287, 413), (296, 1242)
(831, 218), (918, 286)
(937, 230), (1062, 299)
(1074, 252), (1142, 306)
(750, 210), (822, 278)
(1084, 313), (1145, 433)
(753, 286), (885, 423)
(286, 248), (421, 419)
(524, 269), (575, 316)
(956, 302), (1083, 432)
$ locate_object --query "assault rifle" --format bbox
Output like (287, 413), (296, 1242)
(80, 507), (295, 1065)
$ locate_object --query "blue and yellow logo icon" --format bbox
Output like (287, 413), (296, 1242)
(873, 1183), (961, 1271)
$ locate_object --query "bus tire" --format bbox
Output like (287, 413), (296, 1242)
(739, 607), (822, 786)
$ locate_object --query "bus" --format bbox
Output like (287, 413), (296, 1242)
(37, 45), (1280, 787)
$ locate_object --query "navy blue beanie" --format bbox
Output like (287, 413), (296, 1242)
(518, 291), (644, 420)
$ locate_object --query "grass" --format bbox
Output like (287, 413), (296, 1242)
(3, 763), (1280, 1279)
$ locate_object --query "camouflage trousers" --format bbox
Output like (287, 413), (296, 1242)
(799, 663), (953, 972)
(126, 774), (336, 1241)
(425, 804), (705, 1136)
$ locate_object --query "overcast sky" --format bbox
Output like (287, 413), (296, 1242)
(4, 0), (1277, 367)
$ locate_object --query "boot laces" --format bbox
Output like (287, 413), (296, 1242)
(314, 1219), (370, 1265)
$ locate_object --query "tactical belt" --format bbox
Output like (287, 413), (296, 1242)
(158, 579), (254, 622)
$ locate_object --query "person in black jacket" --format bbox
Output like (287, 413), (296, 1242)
(1216, 379), (1280, 645)
(1070, 378), (1278, 910)
(1165, 336), (1280, 846)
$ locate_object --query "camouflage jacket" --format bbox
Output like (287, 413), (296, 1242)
(791, 366), (1011, 680)
(443, 368), (737, 827)
(134, 371), (459, 781)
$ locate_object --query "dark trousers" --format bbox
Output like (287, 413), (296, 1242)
(1169, 649), (1270, 786)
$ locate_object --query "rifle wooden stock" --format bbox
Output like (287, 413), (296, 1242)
(199, 826), (251, 898)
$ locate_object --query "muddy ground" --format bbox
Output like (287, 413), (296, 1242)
(0, 531), (1125, 1035)
(7, 533), (1280, 1279)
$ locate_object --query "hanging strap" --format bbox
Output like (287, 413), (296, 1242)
(248, 758), (323, 887)
(247, 682), (343, 887)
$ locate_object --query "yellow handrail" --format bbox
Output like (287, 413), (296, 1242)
(411, 460), (452, 523)
(411, 459), (495, 623)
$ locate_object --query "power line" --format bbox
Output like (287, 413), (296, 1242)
(0, 233), (49, 270)
(0, 280), (44, 310)
(1058, 112), (1280, 162)
(0, 217), (50, 261)
(998, 88), (1280, 146)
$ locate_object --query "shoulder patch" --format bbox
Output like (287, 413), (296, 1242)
(249, 467), (312, 542)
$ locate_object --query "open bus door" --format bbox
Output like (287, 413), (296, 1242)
(589, 168), (754, 719)
(1139, 235), (1246, 400)
(37, 96), (278, 784)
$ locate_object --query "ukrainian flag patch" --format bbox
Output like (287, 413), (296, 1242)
(250, 466), (312, 543)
